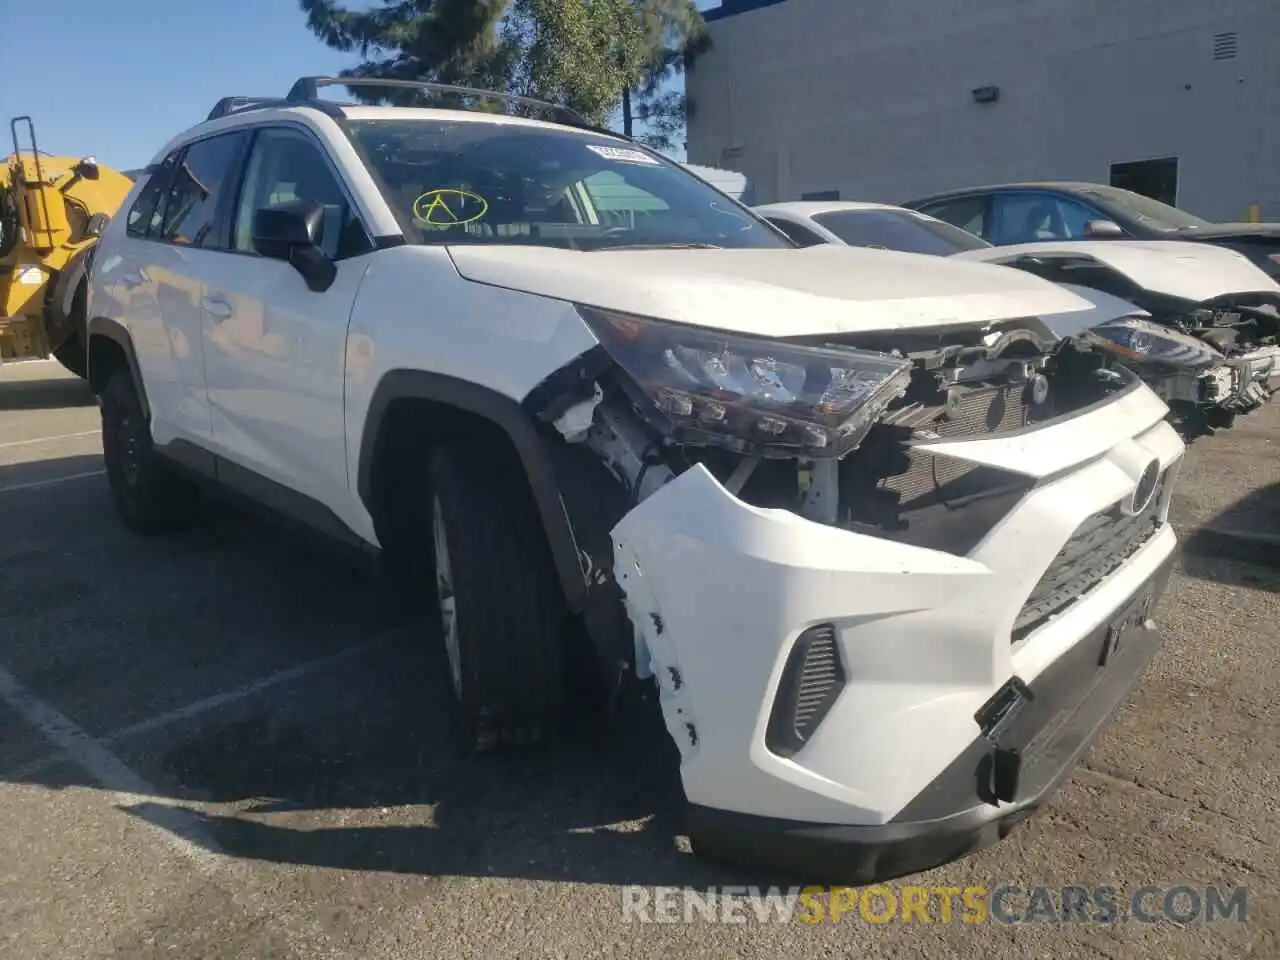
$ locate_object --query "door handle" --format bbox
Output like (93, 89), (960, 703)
(201, 296), (233, 320)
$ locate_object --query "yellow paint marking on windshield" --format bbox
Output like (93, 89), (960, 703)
(412, 188), (489, 226)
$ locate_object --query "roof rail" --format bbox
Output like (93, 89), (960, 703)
(286, 76), (590, 128)
(206, 96), (345, 122)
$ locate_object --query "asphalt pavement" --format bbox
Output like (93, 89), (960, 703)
(0, 360), (1276, 959)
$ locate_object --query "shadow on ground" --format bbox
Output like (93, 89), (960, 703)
(0, 454), (761, 889)
(1182, 481), (1280, 589)
(0, 374), (96, 411)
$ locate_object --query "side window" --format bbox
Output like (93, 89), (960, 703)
(125, 154), (178, 239)
(765, 217), (826, 247)
(1053, 196), (1110, 238)
(920, 196), (987, 238)
(991, 191), (1081, 244)
(157, 132), (246, 248)
(231, 127), (371, 260)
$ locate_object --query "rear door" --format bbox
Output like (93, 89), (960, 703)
(104, 131), (246, 449)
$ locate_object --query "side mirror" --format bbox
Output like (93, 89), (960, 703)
(251, 199), (336, 292)
(1083, 218), (1124, 239)
(74, 156), (101, 180)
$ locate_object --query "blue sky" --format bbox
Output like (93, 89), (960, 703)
(0, 0), (719, 172)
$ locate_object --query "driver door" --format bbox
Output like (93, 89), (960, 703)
(199, 125), (376, 514)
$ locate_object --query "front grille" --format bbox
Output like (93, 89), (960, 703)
(766, 624), (846, 758)
(1012, 475), (1167, 642)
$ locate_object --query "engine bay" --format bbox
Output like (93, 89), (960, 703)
(536, 318), (1130, 557)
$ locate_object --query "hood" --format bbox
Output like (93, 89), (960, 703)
(1040, 283), (1151, 339)
(445, 244), (1094, 338)
(1177, 222), (1280, 241)
(951, 240), (1280, 303)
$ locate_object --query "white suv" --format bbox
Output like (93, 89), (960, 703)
(87, 76), (1185, 882)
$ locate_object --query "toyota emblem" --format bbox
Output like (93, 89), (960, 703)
(1123, 459), (1161, 516)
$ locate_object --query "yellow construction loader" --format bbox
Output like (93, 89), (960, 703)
(1, 116), (134, 377)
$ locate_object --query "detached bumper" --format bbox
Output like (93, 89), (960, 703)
(686, 553), (1174, 883)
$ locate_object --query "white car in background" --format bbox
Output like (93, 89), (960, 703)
(758, 200), (1280, 438)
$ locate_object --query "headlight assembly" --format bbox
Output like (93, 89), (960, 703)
(576, 305), (912, 457)
(1083, 317), (1223, 370)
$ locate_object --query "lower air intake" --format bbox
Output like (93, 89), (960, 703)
(766, 624), (846, 758)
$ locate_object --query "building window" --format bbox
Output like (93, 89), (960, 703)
(1109, 157), (1179, 207)
(801, 189), (840, 201)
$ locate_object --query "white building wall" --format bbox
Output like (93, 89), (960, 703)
(687, 0), (1280, 219)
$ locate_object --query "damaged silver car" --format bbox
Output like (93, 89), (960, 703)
(758, 201), (1280, 438)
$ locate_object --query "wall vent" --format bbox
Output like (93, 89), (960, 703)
(1213, 32), (1239, 60)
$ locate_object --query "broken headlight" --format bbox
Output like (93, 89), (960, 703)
(577, 305), (912, 457)
(1084, 317), (1223, 370)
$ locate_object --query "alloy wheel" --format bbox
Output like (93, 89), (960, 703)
(432, 494), (463, 699)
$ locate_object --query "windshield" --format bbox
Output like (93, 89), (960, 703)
(346, 119), (788, 250)
(1076, 186), (1214, 232)
(812, 208), (991, 255)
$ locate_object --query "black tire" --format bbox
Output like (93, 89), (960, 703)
(426, 443), (570, 751)
(1205, 407), (1237, 431)
(53, 333), (88, 379)
(100, 370), (198, 535)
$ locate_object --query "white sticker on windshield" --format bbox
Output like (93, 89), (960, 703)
(586, 144), (660, 165)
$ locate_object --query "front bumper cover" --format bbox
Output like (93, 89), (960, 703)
(609, 380), (1184, 878)
(685, 553), (1175, 883)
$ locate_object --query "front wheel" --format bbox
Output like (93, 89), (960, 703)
(426, 444), (571, 751)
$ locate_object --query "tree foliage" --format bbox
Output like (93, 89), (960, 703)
(299, 0), (513, 88)
(623, 0), (710, 149)
(298, 0), (707, 139)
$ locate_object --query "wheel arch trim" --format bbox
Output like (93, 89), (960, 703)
(357, 368), (590, 613)
(86, 316), (149, 420)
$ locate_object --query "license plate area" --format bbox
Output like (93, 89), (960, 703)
(1098, 584), (1154, 666)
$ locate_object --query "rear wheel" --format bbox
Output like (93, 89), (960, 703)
(1205, 407), (1237, 431)
(426, 443), (571, 751)
(100, 369), (198, 534)
(53, 333), (87, 379)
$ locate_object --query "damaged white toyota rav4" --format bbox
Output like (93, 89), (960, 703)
(87, 77), (1184, 882)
